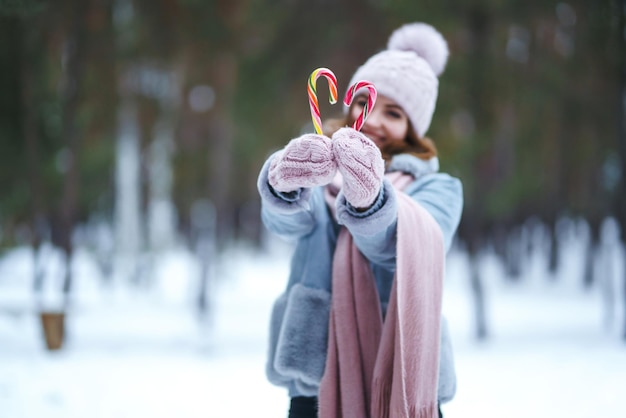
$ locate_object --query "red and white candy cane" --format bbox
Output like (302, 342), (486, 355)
(343, 80), (377, 132)
(308, 68), (338, 135)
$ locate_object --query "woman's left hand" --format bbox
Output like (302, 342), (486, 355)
(332, 127), (385, 210)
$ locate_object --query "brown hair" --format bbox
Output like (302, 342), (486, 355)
(323, 111), (437, 163)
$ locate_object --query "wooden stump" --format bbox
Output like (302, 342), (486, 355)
(40, 312), (65, 351)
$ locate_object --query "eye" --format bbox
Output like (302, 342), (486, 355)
(355, 98), (367, 108)
(386, 110), (402, 119)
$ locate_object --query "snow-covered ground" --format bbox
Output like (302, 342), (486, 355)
(0, 229), (625, 418)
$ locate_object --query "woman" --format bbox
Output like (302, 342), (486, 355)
(257, 22), (463, 418)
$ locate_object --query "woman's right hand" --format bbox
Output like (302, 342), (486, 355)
(268, 133), (337, 192)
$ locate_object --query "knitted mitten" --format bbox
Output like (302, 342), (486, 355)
(268, 134), (336, 192)
(332, 127), (385, 209)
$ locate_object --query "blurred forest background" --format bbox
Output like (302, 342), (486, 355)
(0, 0), (625, 341)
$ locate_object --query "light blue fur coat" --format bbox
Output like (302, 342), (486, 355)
(257, 152), (463, 403)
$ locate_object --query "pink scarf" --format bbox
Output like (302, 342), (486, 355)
(319, 174), (444, 418)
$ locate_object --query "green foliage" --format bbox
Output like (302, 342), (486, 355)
(0, 0), (623, 245)
(0, 0), (46, 16)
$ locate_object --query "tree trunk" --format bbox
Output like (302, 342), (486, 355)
(114, 95), (143, 282)
(208, 52), (237, 246)
(583, 218), (600, 288)
(191, 199), (216, 319)
(469, 237), (488, 340)
(616, 0), (626, 341)
(598, 218), (620, 331)
(58, 0), (90, 297)
(547, 216), (560, 276)
(147, 109), (177, 252)
(459, 211), (489, 340)
(18, 19), (47, 292)
(505, 226), (523, 280)
(462, 3), (492, 340)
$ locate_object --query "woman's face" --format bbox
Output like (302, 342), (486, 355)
(349, 94), (409, 150)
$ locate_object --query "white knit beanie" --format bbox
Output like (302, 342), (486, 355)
(346, 22), (449, 138)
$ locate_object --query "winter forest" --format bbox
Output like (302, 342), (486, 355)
(1, 0), (625, 417)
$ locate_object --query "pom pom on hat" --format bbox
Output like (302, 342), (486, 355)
(345, 22), (449, 138)
(387, 23), (449, 76)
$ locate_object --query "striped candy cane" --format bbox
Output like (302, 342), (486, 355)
(308, 68), (338, 135)
(343, 80), (377, 132)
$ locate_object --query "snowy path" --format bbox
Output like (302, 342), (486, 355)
(1, 244), (625, 417)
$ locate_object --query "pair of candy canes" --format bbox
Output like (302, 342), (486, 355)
(307, 67), (377, 135)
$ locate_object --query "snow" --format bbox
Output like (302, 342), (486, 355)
(1, 232), (625, 418)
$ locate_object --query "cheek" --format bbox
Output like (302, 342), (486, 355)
(390, 121), (409, 141)
(348, 106), (361, 123)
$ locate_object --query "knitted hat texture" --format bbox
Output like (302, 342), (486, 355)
(346, 23), (448, 138)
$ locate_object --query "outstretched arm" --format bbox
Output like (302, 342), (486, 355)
(258, 133), (336, 240)
(336, 174), (462, 270)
